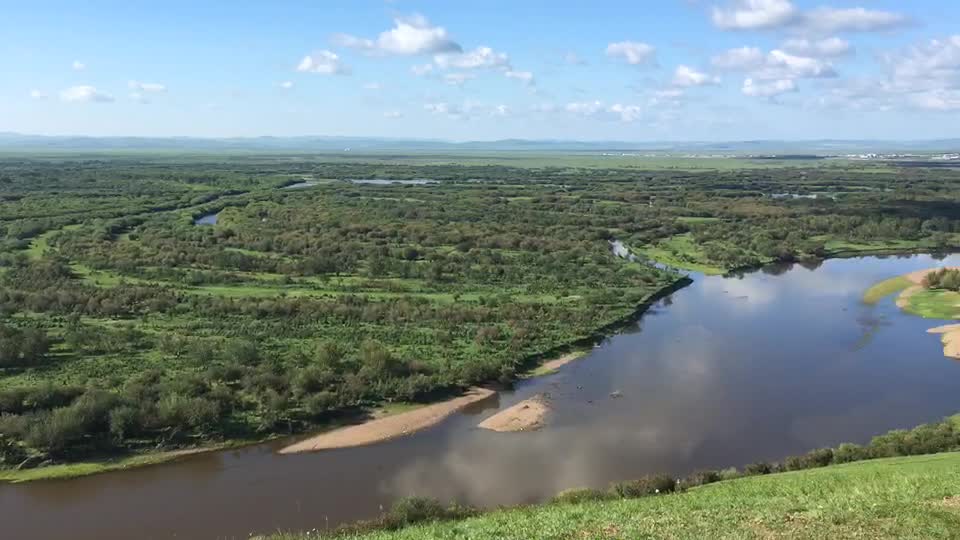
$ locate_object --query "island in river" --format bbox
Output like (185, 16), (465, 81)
(863, 266), (960, 359)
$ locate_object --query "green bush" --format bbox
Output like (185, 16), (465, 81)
(833, 443), (868, 464)
(679, 469), (722, 489)
(743, 462), (773, 476)
(610, 474), (677, 498)
(551, 487), (613, 504)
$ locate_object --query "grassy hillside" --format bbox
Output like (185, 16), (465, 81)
(272, 452), (960, 540)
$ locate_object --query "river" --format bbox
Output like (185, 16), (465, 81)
(4, 254), (960, 539)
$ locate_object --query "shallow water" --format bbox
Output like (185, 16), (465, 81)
(193, 212), (219, 225)
(4, 254), (960, 540)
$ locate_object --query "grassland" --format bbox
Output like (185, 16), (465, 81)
(271, 452), (960, 540)
(903, 289), (960, 319)
(635, 234), (729, 275)
(862, 275), (913, 304)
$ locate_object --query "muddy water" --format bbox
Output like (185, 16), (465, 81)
(4, 254), (960, 540)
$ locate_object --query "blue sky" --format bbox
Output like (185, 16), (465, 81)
(2, 0), (958, 140)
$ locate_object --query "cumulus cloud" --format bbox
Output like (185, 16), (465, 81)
(712, 0), (798, 30)
(29, 90), (48, 100)
(607, 103), (644, 122)
(564, 100), (605, 116)
(72, 60), (86, 71)
(742, 77), (797, 97)
(878, 35), (960, 110)
(505, 70), (535, 86)
(493, 104), (510, 117)
(804, 7), (910, 34)
(60, 85), (114, 103)
(296, 50), (350, 75)
(562, 100), (645, 122)
(781, 37), (852, 58)
(128, 81), (166, 93)
(710, 1), (908, 34)
(712, 47), (835, 79)
(334, 14), (461, 56)
(672, 65), (720, 87)
(605, 41), (656, 65)
(434, 46), (509, 70)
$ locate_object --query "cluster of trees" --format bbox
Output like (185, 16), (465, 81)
(0, 322), (49, 368)
(922, 268), (960, 291)
(4, 156), (960, 467)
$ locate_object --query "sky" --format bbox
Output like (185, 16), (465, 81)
(1, 0), (959, 141)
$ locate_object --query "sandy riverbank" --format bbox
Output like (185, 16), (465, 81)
(478, 394), (551, 432)
(927, 324), (960, 360)
(529, 351), (586, 376)
(279, 388), (496, 454)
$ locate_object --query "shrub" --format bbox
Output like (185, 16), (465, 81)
(610, 474), (677, 498)
(680, 469), (722, 489)
(381, 497), (475, 529)
(743, 462), (773, 476)
(833, 443), (869, 464)
(552, 487), (613, 504)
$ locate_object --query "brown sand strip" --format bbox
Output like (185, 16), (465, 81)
(478, 394), (550, 432)
(928, 325), (960, 359)
(279, 388), (496, 454)
(534, 351), (586, 375)
(904, 267), (960, 285)
(897, 285), (922, 308)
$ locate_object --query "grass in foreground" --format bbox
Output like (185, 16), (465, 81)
(271, 452), (960, 540)
(863, 275), (912, 304)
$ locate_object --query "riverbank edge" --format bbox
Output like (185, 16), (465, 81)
(0, 275), (693, 483)
(268, 451), (960, 540)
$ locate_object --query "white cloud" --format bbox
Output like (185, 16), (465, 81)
(908, 91), (960, 111)
(882, 35), (960, 94)
(565, 100), (605, 116)
(713, 47), (835, 79)
(60, 85), (114, 103)
(411, 63), (434, 76)
(443, 73), (475, 86)
(781, 37), (852, 58)
(493, 104), (510, 117)
(362, 82), (382, 90)
(128, 81), (166, 93)
(672, 65), (720, 87)
(711, 1), (908, 35)
(607, 103), (644, 122)
(434, 46), (509, 70)
(384, 111), (403, 119)
(711, 47), (765, 70)
(605, 41), (656, 65)
(712, 0), (798, 30)
(742, 78), (797, 98)
(804, 7), (910, 34)
(72, 60), (86, 71)
(296, 50), (350, 75)
(505, 70), (535, 86)
(29, 90), (48, 100)
(279, 81), (294, 89)
(334, 14), (461, 56)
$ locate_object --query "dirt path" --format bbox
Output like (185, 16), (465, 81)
(478, 394), (550, 432)
(279, 388), (496, 454)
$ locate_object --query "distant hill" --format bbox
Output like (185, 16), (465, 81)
(0, 132), (957, 154)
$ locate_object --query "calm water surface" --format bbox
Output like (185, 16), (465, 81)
(193, 212), (219, 226)
(4, 254), (960, 540)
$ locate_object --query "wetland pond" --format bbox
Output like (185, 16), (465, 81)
(4, 254), (960, 540)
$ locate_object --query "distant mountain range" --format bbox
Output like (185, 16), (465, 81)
(0, 132), (957, 154)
